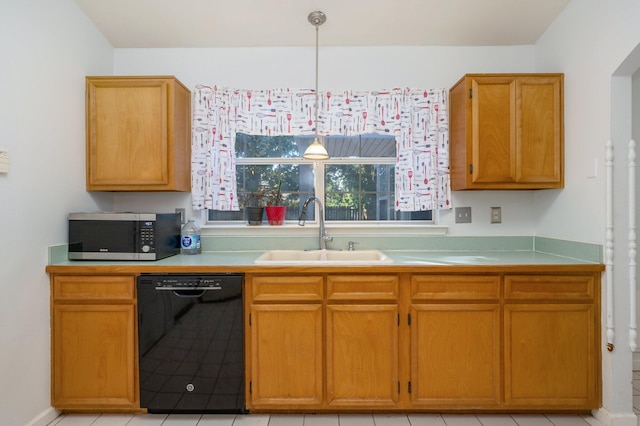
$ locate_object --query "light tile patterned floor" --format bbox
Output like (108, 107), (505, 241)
(48, 412), (605, 426)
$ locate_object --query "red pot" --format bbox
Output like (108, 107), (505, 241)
(265, 206), (286, 225)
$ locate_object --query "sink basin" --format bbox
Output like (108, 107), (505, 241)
(254, 249), (394, 265)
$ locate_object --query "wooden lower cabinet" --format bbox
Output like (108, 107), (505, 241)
(246, 271), (600, 412)
(504, 274), (600, 409)
(51, 275), (138, 411)
(248, 275), (324, 409)
(249, 304), (323, 407)
(410, 275), (501, 408)
(326, 304), (399, 407)
(49, 267), (600, 413)
(247, 274), (401, 411)
(410, 303), (501, 407)
(326, 274), (400, 408)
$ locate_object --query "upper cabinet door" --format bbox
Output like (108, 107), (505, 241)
(86, 76), (191, 191)
(450, 73), (564, 190)
(516, 76), (563, 185)
(471, 76), (517, 185)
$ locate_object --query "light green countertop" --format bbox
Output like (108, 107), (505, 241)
(47, 236), (604, 270)
(48, 249), (601, 268)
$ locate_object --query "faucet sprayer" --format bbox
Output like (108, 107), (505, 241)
(298, 196), (333, 250)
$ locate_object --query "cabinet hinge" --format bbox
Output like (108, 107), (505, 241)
(469, 88), (472, 99)
(407, 313), (411, 326)
(469, 164), (473, 175)
(408, 381), (412, 394)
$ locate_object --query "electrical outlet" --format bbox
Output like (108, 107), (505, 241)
(175, 208), (186, 224)
(455, 207), (472, 223)
(491, 207), (502, 224)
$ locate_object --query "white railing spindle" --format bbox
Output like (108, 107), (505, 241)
(606, 139), (615, 351)
(629, 139), (637, 352)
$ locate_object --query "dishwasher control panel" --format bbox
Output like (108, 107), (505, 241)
(139, 273), (244, 290)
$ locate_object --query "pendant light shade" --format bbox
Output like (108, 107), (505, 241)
(304, 137), (329, 160)
(303, 11), (329, 161)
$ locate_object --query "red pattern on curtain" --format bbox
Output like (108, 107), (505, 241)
(191, 85), (450, 212)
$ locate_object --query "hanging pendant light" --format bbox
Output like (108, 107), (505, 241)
(303, 11), (329, 160)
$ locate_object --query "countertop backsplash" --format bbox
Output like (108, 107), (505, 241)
(49, 236), (603, 265)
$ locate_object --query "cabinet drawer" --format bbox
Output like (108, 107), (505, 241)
(53, 276), (135, 301)
(411, 275), (500, 301)
(505, 275), (594, 301)
(327, 275), (398, 301)
(251, 275), (323, 302)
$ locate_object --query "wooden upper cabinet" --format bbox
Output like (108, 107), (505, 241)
(450, 74), (564, 190)
(86, 76), (191, 191)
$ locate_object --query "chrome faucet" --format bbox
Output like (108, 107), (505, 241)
(298, 196), (333, 250)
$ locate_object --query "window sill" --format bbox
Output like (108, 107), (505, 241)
(202, 222), (448, 237)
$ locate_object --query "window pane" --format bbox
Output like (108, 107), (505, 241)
(210, 163), (314, 221)
(325, 164), (395, 221)
(208, 133), (432, 223)
(236, 133), (304, 158)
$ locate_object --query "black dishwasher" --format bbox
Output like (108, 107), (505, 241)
(137, 273), (246, 414)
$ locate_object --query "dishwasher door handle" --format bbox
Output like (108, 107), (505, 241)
(154, 286), (222, 291)
(154, 286), (221, 298)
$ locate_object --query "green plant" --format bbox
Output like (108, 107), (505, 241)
(242, 187), (266, 208)
(266, 178), (283, 206)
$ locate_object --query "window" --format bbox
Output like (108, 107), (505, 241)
(208, 133), (432, 223)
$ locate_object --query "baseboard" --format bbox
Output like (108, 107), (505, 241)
(593, 407), (638, 426)
(24, 407), (60, 426)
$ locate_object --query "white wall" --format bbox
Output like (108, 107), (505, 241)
(536, 1), (640, 424)
(5, 0), (637, 423)
(534, 0), (640, 244)
(0, 1), (113, 424)
(113, 45), (539, 235)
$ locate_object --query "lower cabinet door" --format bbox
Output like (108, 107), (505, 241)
(326, 304), (399, 408)
(410, 303), (501, 408)
(504, 303), (597, 408)
(52, 304), (137, 409)
(249, 304), (323, 408)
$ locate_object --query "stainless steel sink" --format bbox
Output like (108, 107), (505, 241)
(254, 249), (393, 265)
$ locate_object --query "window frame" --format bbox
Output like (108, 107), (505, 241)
(205, 135), (437, 227)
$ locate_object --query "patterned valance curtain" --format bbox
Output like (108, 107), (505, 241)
(191, 85), (451, 212)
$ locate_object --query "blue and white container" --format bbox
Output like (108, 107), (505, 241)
(180, 219), (201, 255)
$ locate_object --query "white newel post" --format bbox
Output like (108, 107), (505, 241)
(629, 139), (637, 352)
(606, 139), (615, 351)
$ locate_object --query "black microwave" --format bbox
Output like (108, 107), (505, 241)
(68, 212), (181, 260)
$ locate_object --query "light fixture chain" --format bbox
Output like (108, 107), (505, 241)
(315, 18), (319, 137)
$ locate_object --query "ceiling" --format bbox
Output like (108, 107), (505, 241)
(73, 0), (571, 48)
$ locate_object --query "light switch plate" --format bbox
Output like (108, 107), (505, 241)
(455, 207), (472, 223)
(0, 149), (8, 174)
(491, 207), (502, 224)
